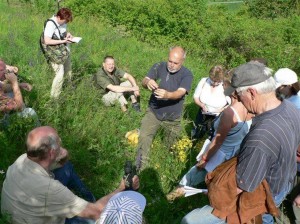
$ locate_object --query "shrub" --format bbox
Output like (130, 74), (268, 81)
(245, 0), (300, 19)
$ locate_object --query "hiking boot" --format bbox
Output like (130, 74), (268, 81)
(166, 186), (185, 201)
(132, 102), (141, 112)
(121, 105), (127, 112)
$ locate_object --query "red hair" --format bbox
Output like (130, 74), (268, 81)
(57, 8), (73, 23)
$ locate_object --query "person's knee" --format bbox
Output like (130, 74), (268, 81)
(102, 97), (114, 106)
(138, 131), (155, 144)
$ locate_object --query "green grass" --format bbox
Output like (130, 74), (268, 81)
(0, 1), (209, 223)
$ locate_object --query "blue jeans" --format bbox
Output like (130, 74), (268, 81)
(65, 217), (95, 224)
(181, 205), (226, 224)
(179, 165), (207, 187)
(262, 182), (292, 224)
(53, 161), (96, 224)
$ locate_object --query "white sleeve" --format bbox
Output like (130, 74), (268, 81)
(193, 78), (207, 98)
(44, 21), (57, 38)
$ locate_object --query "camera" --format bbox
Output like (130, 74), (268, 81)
(123, 160), (137, 190)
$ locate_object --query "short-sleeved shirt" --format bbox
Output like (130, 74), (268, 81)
(237, 100), (300, 195)
(44, 16), (67, 39)
(93, 67), (125, 95)
(193, 78), (227, 114)
(1, 154), (88, 224)
(147, 62), (193, 121)
(43, 16), (70, 51)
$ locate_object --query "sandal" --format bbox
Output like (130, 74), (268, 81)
(166, 186), (185, 201)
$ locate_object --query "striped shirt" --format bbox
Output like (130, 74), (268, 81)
(237, 100), (300, 195)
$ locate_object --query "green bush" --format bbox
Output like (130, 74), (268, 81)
(65, 0), (208, 46)
(63, 0), (300, 71)
(245, 0), (300, 19)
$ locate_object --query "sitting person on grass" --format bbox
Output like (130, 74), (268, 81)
(1, 126), (140, 224)
(1, 62), (33, 94)
(53, 158), (97, 224)
(0, 60), (24, 115)
(0, 60), (39, 127)
(93, 56), (141, 112)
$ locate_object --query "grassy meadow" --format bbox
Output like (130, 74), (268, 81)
(0, 1), (209, 223)
(1, 0), (300, 223)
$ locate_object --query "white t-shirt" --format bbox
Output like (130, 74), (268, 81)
(44, 16), (67, 39)
(193, 77), (228, 114)
(1, 154), (88, 224)
(44, 16), (70, 51)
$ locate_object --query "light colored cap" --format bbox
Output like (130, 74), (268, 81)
(274, 68), (298, 88)
(97, 191), (146, 224)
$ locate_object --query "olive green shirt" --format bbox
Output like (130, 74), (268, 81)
(93, 67), (125, 94)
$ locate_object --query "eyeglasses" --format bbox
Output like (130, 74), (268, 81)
(211, 80), (222, 86)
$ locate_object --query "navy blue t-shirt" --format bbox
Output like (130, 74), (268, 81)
(147, 62), (193, 121)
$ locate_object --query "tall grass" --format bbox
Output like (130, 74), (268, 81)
(0, 1), (208, 223)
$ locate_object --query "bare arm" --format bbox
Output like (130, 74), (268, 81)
(197, 108), (233, 168)
(154, 87), (186, 100)
(106, 84), (139, 93)
(2, 82), (32, 92)
(78, 186), (124, 220)
(4, 73), (24, 110)
(142, 77), (159, 90)
(78, 176), (139, 220)
(194, 96), (207, 112)
(124, 73), (140, 97)
(44, 36), (72, 45)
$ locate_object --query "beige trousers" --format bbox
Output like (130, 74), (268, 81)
(102, 81), (133, 107)
(50, 56), (72, 98)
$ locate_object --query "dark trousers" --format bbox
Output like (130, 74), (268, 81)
(191, 109), (216, 139)
(53, 161), (96, 224)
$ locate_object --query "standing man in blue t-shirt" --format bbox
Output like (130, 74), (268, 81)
(136, 46), (193, 170)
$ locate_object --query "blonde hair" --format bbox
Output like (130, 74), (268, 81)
(209, 65), (225, 81)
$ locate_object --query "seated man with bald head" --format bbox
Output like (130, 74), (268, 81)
(135, 46), (193, 170)
(1, 126), (139, 224)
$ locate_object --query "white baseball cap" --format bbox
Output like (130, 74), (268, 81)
(97, 191), (146, 224)
(274, 68), (298, 88)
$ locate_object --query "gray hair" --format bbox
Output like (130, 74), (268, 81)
(236, 67), (276, 94)
(26, 134), (60, 160)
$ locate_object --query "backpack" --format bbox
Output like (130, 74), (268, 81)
(39, 19), (69, 64)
